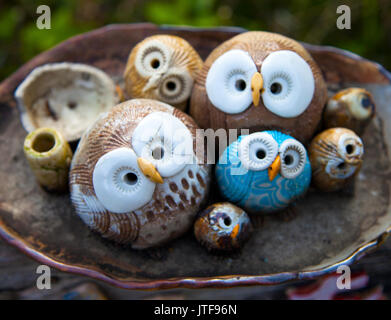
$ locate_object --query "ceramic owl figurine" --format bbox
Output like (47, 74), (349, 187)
(216, 131), (311, 214)
(124, 35), (203, 111)
(309, 128), (364, 192)
(323, 88), (376, 136)
(69, 99), (210, 249)
(194, 202), (253, 252)
(190, 31), (328, 143)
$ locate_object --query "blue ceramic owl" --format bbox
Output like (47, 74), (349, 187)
(216, 130), (311, 214)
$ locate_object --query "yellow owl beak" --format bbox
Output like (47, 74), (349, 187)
(268, 155), (281, 181)
(251, 72), (264, 107)
(137, 157), (164, 184)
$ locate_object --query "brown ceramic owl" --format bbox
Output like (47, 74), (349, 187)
(69, 99), (210, 249)
(309, 128), (364, 192)
(324, 88), (376, 136)
(124, 35), (203, 111)
(189, 31), (328, 143)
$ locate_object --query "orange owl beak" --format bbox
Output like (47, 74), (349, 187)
(268, 155), (281, 181)
(251, 72), (264, 107)
(137, 157), (164, 184)
(231, 224), (240, 239)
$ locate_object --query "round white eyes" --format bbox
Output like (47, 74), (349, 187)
(93, 148), (155, 213)
(132, 112), (193, 177)
(239, 133), (307, 179)
(239, 132), (279, 171)
(279, 139), (307, 179)
(261, 50), (315, 118)
(135, 40), (170, 77)
(206, 49), (257, 114)
(338, 133), (364, 159)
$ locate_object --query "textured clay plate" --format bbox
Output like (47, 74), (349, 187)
(0, 24), (391, 289)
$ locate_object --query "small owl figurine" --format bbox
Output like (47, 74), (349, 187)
(216, 131), (311, 214)
(324, 88), (376, 136)
(124, 35), (203, 111)
(309, 128), (364, 192)
(194, 202), (253, 252)
(190, 31), (328, 143)
(69, 99), (210, 249)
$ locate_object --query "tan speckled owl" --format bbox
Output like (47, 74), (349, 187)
(124, 35), (203, 111)
(189, 31), (328, 143)
(69, 99), (210, 249)
(309, 128), (364, 192)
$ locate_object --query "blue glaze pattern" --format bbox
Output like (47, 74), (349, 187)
(216, 130), (311, 214)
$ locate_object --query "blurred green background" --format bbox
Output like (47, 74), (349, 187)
(1, 0), (390, 81)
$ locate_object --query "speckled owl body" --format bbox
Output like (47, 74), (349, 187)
(69, 99), (210, 249)
(216, 131), (311, 214)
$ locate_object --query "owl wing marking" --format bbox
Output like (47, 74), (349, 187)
(70, 184), (107, 228)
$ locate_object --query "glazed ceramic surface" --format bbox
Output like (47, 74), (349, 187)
(14, 63), (119, 142)
(216, 130), (311, 214)
(189, 31), (328, 143)
(70, 99), (210, 249)
(324, 88), (376, 136)
(124, 35), (203, 111)
(0, 24), (390, 289)
(194, 202), (253, 251)
(309, 128), (364, 192)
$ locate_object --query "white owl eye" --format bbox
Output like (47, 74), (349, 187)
(349, 94), (374, 120)
(337, 133), (364, 159)
(135, 40), (170, 77)
(218, 212), (236, 230)
(159, 70), (193, 104)
(261, 50), (315, 118)
(132, 112), (193, 177)
(93, 148), (155, 214)
(239, 132), (278, 171)
(206, 49), (257, 114)
(279, 139), (307, 179)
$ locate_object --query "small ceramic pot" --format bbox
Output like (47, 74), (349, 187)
(23, 127), (73, 192)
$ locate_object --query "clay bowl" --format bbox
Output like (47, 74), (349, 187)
(0, 23), (390, 289)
